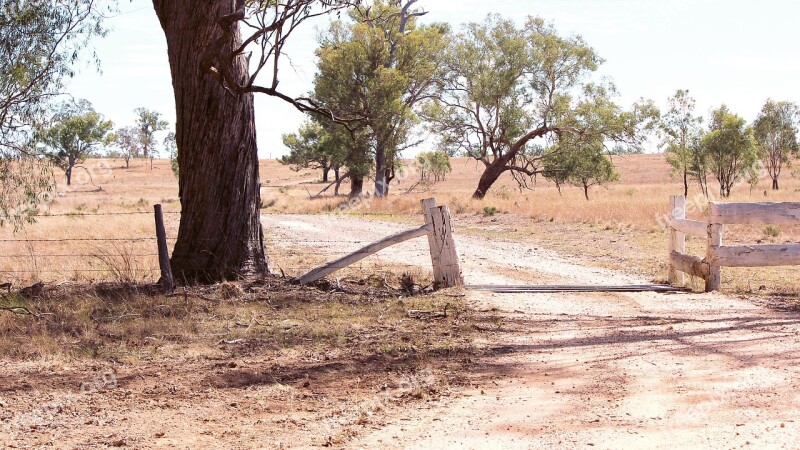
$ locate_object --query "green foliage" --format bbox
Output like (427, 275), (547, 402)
(111, 127), (139, 167)
(543, 138), (619, 200)
(281, 120), (347, 181)
(133, 107), (169, 159)
(416, 151), (452, 182)
(423, 14), (657, 198)
(753, 100), (799, 190)
(482, 206), (498, 216)
(701, 105), (759, 198)
(164, 132), (178, 178)
(764, 225), (781, 238)
(661, 89), (705, 196)
(1, 0), (109, 226)
(313, 1), (449, 196)
(35, 100), (114, 185)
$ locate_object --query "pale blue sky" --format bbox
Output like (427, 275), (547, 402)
(66, 0), (800, 158)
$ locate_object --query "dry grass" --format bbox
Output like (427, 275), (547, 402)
(0, 277), (475, 362)
(1, 155), (799, 293)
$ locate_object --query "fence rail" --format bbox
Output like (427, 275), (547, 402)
(667, 195), (800, 291)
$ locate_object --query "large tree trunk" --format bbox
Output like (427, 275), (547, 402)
(773, 177), (779, 190)
(153, 0), (267, 283)
(374, 142), (390, 197)
(472, 161), (507, 199)
(349, 175), (364, 199)
(65, 165), (72, 186)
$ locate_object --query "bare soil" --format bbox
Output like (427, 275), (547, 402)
(265, 214), (800, 449)
(2, 213), (799, 449)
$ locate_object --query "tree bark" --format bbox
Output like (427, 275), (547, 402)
(153, 0), (267, 283)
(374, 142), (390, 197)
(349, 175), (364, 199)
(65, 165), (72, 186)
(472, 161), (507, 199)
(683, 169), (688, 197)
(773, 177), (779, 190)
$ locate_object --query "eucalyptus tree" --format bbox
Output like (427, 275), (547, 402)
(661, 89), (704, 196)
(313, 0), (449, 196)
(753, 100), (799, 190)
(542, 137), (618, 200)
(1, 0), (108, 225)
(424, 15), (657, 199)
(152, 0), (358, 282)
(35, 100), (114, 186)
(702, 105), (759, 198)
(133, 107), (169, 159)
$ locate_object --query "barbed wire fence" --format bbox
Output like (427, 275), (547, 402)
(0, 208), (434, 287)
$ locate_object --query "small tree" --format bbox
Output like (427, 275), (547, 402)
(753, 100), (799, 190)
(112, 126), (139, 168)
(36, 101), (114, 186)
(281, 120), (344, 183)
(416, 150), (452, 182)
(661, 89), (704, 196)
(133, 107), (169, 159)
(701, 105), (759, 198)
(164, 131), (178, 178)
(543, 138), (619, 200)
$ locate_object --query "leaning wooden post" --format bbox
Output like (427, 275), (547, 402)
(422, 198), (463, 288)
(154, 204), (174, 293)
(705, 203), (722, 292)
(668, 195), (686, 286)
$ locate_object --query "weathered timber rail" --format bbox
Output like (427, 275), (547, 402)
(667, 195), (800, 291)
(298, 198), (463, 288)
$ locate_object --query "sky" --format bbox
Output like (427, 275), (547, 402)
(66, 0), (800, 159)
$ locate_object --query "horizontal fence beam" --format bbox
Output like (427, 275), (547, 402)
(669, 251), (710, 278)
(708, 244), (800, 267)
(710, 202), (800, 225)
(670, 218), (707, 237)
(297, 224), (432, 285)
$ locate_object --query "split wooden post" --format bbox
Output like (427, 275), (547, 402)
(154, 204), (174, 293)
(668, 195), (686, 286)
(705, 203), (722, 292)
(422, 198), (463, 288)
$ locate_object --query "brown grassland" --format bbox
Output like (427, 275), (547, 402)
(1, 154), (799, 447)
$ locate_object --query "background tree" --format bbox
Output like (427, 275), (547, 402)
(424, 15), (657, 199)
(701, 105), (759, 197)
(164, 131), (178, 178)
(35, 100), (114, 186)
(543, 138), (619, 200)
(153, 0), (355, 281)
(416, 150), (452, 182)
(281, 120), (345, 183)
(133, 107), (169, 159)
(661, 89), (704, 196)
(1, 0), (107, 225)
(313, 0), (449, 196)
(753, 100), (799, 190)
(112, 126), (139, 168)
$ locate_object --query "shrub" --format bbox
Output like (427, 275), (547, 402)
(764, 225), (781, 238)
(483, 206), (498, 217)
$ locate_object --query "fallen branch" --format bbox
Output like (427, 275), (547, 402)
(407, 303), (449, 319)
(0, 306), (41, 317)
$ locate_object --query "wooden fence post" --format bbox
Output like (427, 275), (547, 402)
(422, 198), (463, 288)
(668, 195), (686, 286)
(705, 203), (722, 292)
(154, 204), (174, 293)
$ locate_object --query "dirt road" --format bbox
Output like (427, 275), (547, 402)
(264, 214), (800, 449)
